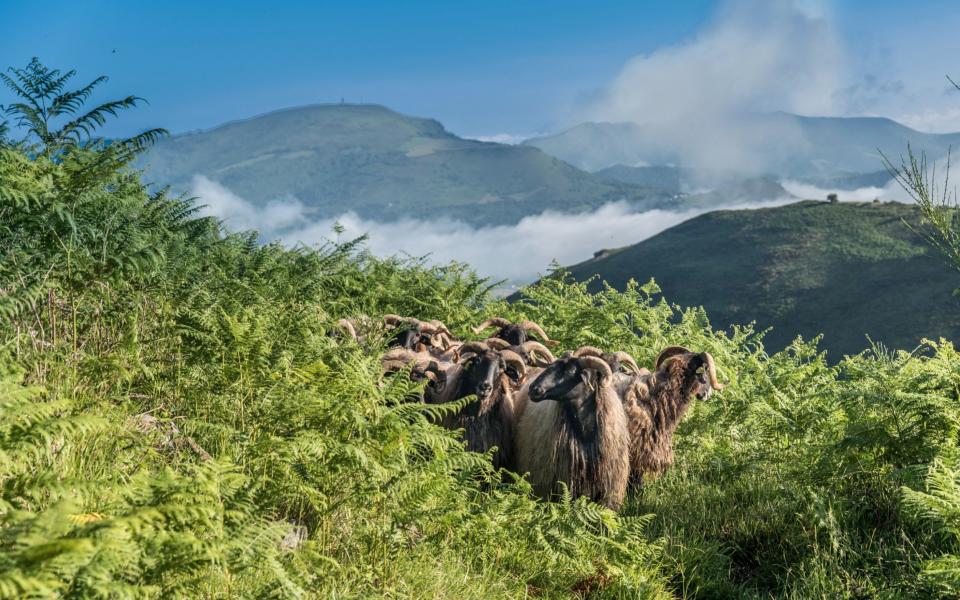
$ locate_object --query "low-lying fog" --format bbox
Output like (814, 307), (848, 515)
(191, 175), (910, 286)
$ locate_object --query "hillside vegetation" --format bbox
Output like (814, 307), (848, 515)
(137, 104), (677, 226)
(565, 200), (960, 357)
(5, 61), (960, 598)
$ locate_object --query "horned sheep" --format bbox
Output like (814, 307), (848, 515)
(514, 354), (631, 510)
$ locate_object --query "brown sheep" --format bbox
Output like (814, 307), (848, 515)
(620, 345), (724, 488)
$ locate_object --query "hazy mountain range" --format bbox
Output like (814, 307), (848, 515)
(524, 113), (960, 181)
(139, 104), (959, 231)
(137, 104), (682, 226)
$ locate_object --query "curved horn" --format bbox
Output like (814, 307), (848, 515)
(572, 346), (604, 358)
(703, 352), (725, 390)
(612, 351), (641, 374)
(519, 321), (558, 346)
(655, 345), (692, 370)
(336, 318), (358, 341)
(577, 355), (613, 381)
(520, 341), (555, 364)
(384, 315), (423, 333)
(418, 321), (439, 334)
(432, 332), (455, 350)
(484, 338), (512, 350)
(472, 317), (512, 335)
(382, 314), (406, 326)
(499, 350), (527, 380)
(381, 348), (429, 372)
(458, 341), (490, 357)
(429, 320), (453, 336)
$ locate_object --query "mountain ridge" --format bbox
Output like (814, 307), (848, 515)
(555, 200), (960, 357)
(138, 103), (680, 226)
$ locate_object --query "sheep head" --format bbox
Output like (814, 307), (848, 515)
(657, 349), (724, 400)
(472, 317), (558, 347)
(455, 342), (526, 406)
(335, 318), (359, 341)
(528, 355), (613, 403)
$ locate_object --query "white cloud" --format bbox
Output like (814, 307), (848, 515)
(582, 0), (843, 173)
(588, 0), (841, 122)
(780, 180), (896, 202)
(191, 175), (308, 231)
(464, 133), (532, 145)
(895, 107), (960, 134)
(191, 176), (795, 284)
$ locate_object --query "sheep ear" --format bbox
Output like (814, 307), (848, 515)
(686, 354), (706, 376)
(580, 370), (595, 391)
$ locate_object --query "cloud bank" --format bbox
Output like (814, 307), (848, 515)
(191, 176), (794, 284)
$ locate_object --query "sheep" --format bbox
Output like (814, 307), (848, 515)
(429, 341), (527, 469)
(619, 345), (724, 488)
(383, 314), (450, 352)
(387, 342), (526, 469)
(515, 354), (631, 510)
(482, 338), (555, 370)
(472, 317), (558, 347)
(483, 339), (556, 424)
(340, 314), (456, 353)
(380, 347), (453, 403)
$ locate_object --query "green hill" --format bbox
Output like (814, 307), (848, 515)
(563, 200), (960, 357)
(138, 103), (677, 226)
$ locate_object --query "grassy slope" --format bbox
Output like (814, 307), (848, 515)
(138, 104), (676, 226)
(565, 200), (960, 357)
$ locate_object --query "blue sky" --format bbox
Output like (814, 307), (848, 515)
(2, 0), (959, 138)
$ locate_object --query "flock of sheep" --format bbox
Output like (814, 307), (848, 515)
(337, 315), (724, 511)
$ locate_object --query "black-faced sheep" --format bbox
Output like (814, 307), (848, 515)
(486, 340), (556, 425)
(515, 355), (630, 510)
(482, 338), (555, 372)
(472, 317), (558, 347)
(620, 345), (724, 488)
(432, 341), (526, 469)
(387, 342), (526, 469)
